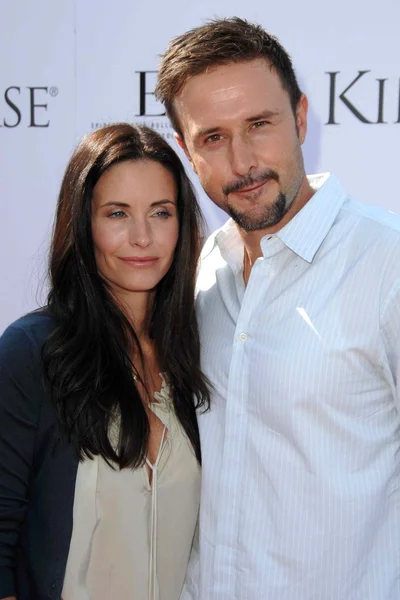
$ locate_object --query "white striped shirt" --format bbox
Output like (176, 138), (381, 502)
(182, 173), (400, 600)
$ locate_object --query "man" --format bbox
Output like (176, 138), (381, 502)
(156, 17), (400, 600)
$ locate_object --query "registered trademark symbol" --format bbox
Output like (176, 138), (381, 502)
(49, 86), (58, 97)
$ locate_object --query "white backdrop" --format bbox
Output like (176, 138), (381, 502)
(1, 0), (399, 332)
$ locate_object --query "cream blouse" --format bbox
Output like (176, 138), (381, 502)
(62, 376), (201, 600)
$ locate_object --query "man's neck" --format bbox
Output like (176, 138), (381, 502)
(240, 175), (315, 284)
(240, 175), (315, 265)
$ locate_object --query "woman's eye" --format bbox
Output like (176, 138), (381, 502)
(108, 210), (126, 219)
(153, 210), (171, 219)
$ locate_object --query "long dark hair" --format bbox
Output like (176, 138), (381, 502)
(42, 123), (209, 467)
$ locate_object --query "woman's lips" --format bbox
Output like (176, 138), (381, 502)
(118, 256), (159, 267)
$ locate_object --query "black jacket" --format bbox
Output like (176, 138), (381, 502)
(0, 312), (78, 599)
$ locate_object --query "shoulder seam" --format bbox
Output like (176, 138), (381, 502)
(341, 202), (400, 236)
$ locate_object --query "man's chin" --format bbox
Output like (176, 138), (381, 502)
(228, 193), (289, 231)
(228, 207), (284, 231)
(231, 216), (281, 231)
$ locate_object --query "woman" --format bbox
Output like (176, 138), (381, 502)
(0, 124), (209, 600)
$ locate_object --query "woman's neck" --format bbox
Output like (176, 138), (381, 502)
(113, 288), (155, 341)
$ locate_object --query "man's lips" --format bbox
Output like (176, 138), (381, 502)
(233, 180), (268, 194)
(118, 256), (159, 267)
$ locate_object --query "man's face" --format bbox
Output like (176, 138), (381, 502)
(174, 59), (308, 231)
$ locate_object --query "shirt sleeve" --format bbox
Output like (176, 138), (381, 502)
(380, 274), (400, 413)
(180, 519), (200, 600)
(0, 324), (43, 598)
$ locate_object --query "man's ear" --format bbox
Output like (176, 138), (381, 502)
(174, 132), (197, 174)
(296, 93), (308, 144)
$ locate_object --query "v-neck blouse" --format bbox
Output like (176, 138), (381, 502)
(62, 377), (200, 600)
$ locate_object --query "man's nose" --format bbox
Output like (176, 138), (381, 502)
(229, 135), (258, 177)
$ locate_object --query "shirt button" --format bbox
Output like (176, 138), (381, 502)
(239, 332), (248, 341)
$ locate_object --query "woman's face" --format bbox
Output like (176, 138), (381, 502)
(91, 159), (179, 300)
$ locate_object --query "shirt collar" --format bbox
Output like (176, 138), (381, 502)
(212, 173), (348, 265)
(212, 219), (244, 274)
(275, 173), (348, 263)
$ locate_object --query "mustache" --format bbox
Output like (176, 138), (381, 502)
(223, 169), (279, 196)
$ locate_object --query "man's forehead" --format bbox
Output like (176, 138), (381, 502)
(179, 58), (271, 89)
(174, 65), (286, 136)
(175, 60), (284, 110)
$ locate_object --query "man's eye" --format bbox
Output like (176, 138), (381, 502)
(206, 134), (223, 143)
(252, 121), (268, 129)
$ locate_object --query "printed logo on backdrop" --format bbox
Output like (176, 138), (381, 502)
(90, 70), (400, 133)
(0, 86), (59, 128)
(91, 71), (174, 138)
(326, 71), (400, 125)
(133, 71), (174, 137)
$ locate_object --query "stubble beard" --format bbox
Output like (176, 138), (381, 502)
(227, 191), (292, 232)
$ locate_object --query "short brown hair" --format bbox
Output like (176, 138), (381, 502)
(155, 17), (303, 136)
